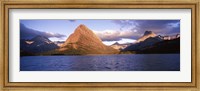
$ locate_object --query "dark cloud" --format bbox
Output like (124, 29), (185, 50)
(20, 23), (66, 39)
(112, 20), (180, 36)
(69, 20), (76, 22)
(95, 20), (180, 41)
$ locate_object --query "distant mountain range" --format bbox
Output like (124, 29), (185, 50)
(20, 24), (180, 56)
(110, 42), (132, 50)
(122, 30), (180, 53)
(20, 35), (59, 56)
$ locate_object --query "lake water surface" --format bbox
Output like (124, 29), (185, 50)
(20, 54), (180, 71)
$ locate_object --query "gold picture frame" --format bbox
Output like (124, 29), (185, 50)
(0, 0), (199, 91)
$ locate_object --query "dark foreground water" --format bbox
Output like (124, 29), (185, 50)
(20, 54), (180, 71)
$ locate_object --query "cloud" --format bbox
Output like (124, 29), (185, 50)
(41, 31), (66, 38)
(94, 20), (180, 41)
(112, 20), (180, 36)
(69, 20), (76, 22)
(20, 23), (66, 39)
(103, 39), (136, 45)
(94, 29), (141, 41)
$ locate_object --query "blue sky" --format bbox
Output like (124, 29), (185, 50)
(20, 20), (180, 45)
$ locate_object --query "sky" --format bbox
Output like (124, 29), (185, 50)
(20, 20), (180, 45)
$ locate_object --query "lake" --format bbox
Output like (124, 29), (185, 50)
(20, 54), (180, 71)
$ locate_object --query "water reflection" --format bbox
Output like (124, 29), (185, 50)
(20, 54), (180, 71)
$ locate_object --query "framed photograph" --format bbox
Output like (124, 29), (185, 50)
(0, 0), (199, 91)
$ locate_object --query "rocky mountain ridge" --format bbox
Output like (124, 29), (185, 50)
(52, 24), (119, 55)
(122, 31), (180, 53)
(135, 31), (157, 43)
(20, 35), (59, 56)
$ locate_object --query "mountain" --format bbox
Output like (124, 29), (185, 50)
(137, 38), (180, 53)
(135, 31), (157, 43)
(20, 35), (59, 55)
(122, 30), (180, 53)
(123, 36), (163, 51)
(123, 31), (163, 51)
(31, 35), (53, 44)
(112, 42), (120, 45)
(53, 41), (65, 47)
(110, 42), (132, 50)
(52, 24), (119, 55)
